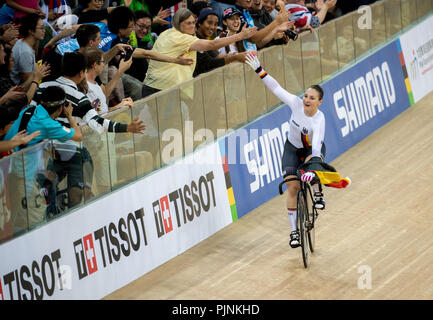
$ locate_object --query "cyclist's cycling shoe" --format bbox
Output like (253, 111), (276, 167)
(290, 231), (300, 248)
(314, 192), (325, 210)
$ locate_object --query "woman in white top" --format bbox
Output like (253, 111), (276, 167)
(84, 47), (134, 114)
(245, 51), (326, 249)
(217, 7), (245, 55)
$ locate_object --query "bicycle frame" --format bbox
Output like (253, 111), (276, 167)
(278, 173), (320, 268)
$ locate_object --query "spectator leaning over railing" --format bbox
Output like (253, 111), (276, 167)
(43, 23), (133, 82)
(5, 86), (82, 148)
(4, 86), (82, 231)
(285, 0), (337, 33)
(234, 0), (290, 51)
(216, 7), (245, 54)
(84, 46), (134, 114)
(142, 7), (257, 98)
(249, 0), (295, 48)
(32, 52), (145, 208)
(262, 0), (285, 20)
(34, 52), (145, 138)
(193, 8), (250, 77)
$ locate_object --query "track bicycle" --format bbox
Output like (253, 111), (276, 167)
(278, 170), (322, 268)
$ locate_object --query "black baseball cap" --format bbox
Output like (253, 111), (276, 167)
(222, 7), (242, 20)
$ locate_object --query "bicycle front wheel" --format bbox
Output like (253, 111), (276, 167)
(297, 189), (309, 268)
(305, 184), (316, 253)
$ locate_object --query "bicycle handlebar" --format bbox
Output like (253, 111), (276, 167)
(278, 177), (299, 195)
(278, 175), (321, 195)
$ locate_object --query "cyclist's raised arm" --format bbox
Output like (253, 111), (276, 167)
(311, 113), (325, 160)
(245, 51), (301, 110)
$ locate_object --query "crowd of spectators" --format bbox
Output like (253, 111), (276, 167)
(0, 0), (380, 236)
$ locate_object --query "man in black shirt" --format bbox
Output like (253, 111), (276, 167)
(193, 9), (248, 77)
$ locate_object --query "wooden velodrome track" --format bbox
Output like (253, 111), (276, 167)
(104, 91), (433, 300)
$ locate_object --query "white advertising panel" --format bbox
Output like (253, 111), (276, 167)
(399, 15), (433, 102)
(0, 142), (231, 300)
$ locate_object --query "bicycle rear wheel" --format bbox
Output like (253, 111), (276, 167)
(297, 189), (308, 268)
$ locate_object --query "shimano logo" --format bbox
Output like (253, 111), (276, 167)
(333, 61), (396, 137)
(244, 123), (290, 193)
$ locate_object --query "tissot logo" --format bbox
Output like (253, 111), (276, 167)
(154, 171), (217, 238)
(74, 209), (148, 280)
(160, 196), (173, 234)
(73, 234), (98, 280)
(1, 249), (64, 300)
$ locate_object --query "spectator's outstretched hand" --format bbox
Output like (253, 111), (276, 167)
(2, 86), (26, 102)
(239, 24), (258, 40)
(315, 0), (337, 10)
(3, 24), (19, 43)
(275, 0), (285, 11)
(34, 62), (51, 82)
(298, 24), (314, 34)
(275, 5), (290, 24)
(116, 43), (133, 54)
(11, 130), (41, 146)
(174, 54), (194, 66)
(153, 7), (171, 26)
(120, 97), (134, 109)
(245, 51), (261, 71)
(127, 117), (146, 134)
(119, 57), (133, 74)
(276, 21), (295, 33)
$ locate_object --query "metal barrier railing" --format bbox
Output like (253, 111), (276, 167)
(1, 0), (432, 243)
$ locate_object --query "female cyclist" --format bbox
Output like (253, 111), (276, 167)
(245, 51), (326, 248)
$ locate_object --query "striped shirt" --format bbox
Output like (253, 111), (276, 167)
(32, 77), (128, 134)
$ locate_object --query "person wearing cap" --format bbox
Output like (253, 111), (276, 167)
(4, 86), (82, 231)
(194, 8), (249, 76)
(142, 7), (257, 98)
(217, 7), (245, 54)
(5, 86), (82, 150)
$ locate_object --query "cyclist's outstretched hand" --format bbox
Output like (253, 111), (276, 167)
(245, 51), (261, 71)
(301, 171), (316, 182)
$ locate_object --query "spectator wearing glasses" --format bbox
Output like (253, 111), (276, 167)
(84, 47), (134, 114)
(127, 10), (157, 81)
(10, 13), (46, 86)
(142, 7), (257, 98)
(107, 6), (194, 101)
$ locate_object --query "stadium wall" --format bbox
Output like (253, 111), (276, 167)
(1, 16), (433, 300)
